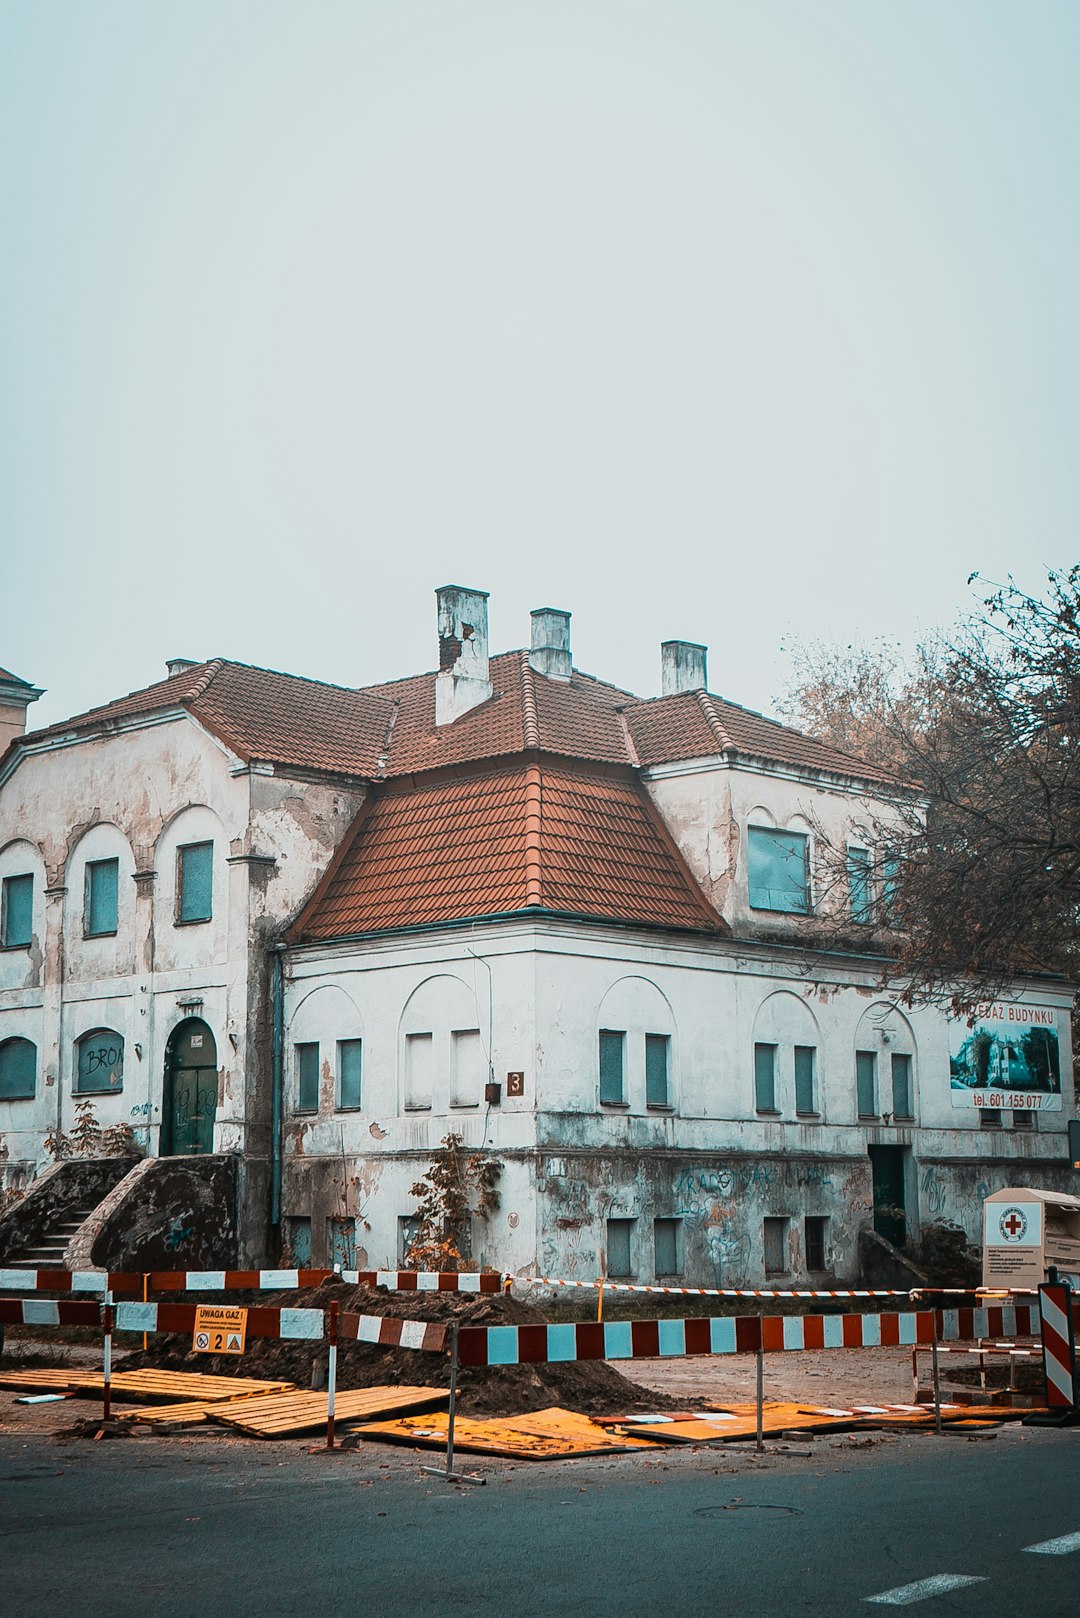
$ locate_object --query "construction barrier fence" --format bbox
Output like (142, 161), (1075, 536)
(0, 1267), (503, 1295)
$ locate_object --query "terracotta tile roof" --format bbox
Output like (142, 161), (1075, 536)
(291, 761), (723, 941)
(16, 650), (894, 787)
(0, 666), (41, 690)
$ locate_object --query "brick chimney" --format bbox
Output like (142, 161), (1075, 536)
(0, 667), (44, 752)
(661, 640), (708, 696)
(529, 608), (572, 681)
(435, 586), (492, 725)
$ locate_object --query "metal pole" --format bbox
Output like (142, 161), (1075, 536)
(102, 1290), (114, 1423)
(326, 1299), (339, 1451)
(597, 1278), (604, 1323)
(756, 1346), (764, 1452)
(931, 1311), (942, 1435)
(446, 1322), (459, 1479)
(142, 1272), (149, 1352)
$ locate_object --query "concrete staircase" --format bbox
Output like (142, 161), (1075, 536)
(3, 1205), (99, 1269)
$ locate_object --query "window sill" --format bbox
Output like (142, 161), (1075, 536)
(334, 1106), (362, 1115)
(892, 1114), (915, 1124)
(450, 1102), (481, 1110)
(755, 1108), (782, 1118)
(0, 942), (31, 953)
(83, 930), (118, 940)
(600, 1100), (629, 1110)
(795, 1110), (820, 1120)
(174, 916), (212, 928)
(403, 1102), (432, 1112)
(857, 1113), (879, 1122)
(646, 1102), (675, 1113)
(293, 1108), (317, 1117)
(0, 1093), (35, 1103)
(73, 1088), (124, 1098)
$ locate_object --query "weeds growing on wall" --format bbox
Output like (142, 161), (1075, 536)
(44, 1099), (141, 1163)
(404, 1131), (502, 1271)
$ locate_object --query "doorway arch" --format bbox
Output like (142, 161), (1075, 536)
(162, 1019), (218, 1155)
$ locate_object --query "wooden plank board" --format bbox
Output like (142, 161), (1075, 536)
(67, 1370), (296, 1403)
(0, 1369), (89, 1393)
(351, 1407), (656, 1460)
(214, 1385), (450, 1438)
(114, 1402), (230, 1428)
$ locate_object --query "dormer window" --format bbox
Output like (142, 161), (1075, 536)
(748, 827), (809, 914)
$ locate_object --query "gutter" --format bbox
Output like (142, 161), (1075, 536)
(270, 944), (285, 1229)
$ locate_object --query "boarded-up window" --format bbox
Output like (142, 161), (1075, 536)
(76, 1029), (124, 1094)
(856, 1050), (877, 1118)
(645, 1034), (670, 1107)
(177, 842), (213, 924)
(794, 1045), (817, 1115)
(599, 1030), (625, 1105)
(1, 873), (33, 948)
(404, 1031), (433, 1110)
(891, 1053), (913, 1120)
(606, 1218), (634, 1279)
(654, 1217), (681, 1277)
(338, 1040), (362, 1110)
(286, 1217), (312, 1266)
(763, 1216), (789, 1276)
(748, 827), (809, 914)
(450, 1028), (484, 1107)
(329, 1217), (356, 1268)
(0, 1038), (36, 1100)
(85, 858), (119, 937)
(754, 1043), (777, 1112)
(296, 1042), (319, 1112)
(847, 848), (873, 924)
(805, 1217), (827, 1272)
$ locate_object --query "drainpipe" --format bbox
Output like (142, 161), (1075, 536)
(270, 944), (285, 1230)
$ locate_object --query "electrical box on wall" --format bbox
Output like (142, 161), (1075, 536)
(506, 1071), (525, 1097)
(484, 1081), (502, 1105)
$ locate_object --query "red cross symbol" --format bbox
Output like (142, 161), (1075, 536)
(1003, 1213), (1024, 1237)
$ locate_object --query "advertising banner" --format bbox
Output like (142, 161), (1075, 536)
(950, 1004), (1061, 1112)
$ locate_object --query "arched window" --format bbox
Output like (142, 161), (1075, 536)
(75, 1029), (124, 1094)
(0, 1038), (36, 1100)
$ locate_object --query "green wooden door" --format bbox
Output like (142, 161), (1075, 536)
(163, 1020), (218, 1156)
(869, 1145), (908, 1247)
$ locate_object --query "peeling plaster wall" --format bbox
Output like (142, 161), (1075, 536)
(284, 919), (1074, 1286)
(0, 715), (365, 1265)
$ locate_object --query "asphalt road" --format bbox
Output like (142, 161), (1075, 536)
(2, 1425), (1079, 1617)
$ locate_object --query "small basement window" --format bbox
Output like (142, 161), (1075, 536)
(804, 1217), (828, 1273)
(763, 1217), (789, 1277)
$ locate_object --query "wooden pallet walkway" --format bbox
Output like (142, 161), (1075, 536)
(212, 1384), (451, 1438)
(0, 1368), (295, 1402)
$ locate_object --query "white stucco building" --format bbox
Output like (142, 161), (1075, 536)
(1, 589), (1074, 1275)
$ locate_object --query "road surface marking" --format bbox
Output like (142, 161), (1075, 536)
(865, 1574), (987, 1605)
(1023, 1531), (1080, 1556)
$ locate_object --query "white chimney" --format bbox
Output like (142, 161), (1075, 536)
(166, 658), (199, 679)
(661, 640), (708, 696)
(435, 585), (492, 725)
(529, 608), (572, 680)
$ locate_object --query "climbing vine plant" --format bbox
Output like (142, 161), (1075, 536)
(403, 1132), (502, 1271)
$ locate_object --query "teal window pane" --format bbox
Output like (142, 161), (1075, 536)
(754, 1042), (777, 1112)
(795, 1045), (817, 1114)
(882, 855), (900, 924)
(599, 1030), (625, 1104)
(645, 1033), (669, 1106)
(606, 1218), (633, 1278)
(338, 1040), (362, 1110)
(856, 1050), (877, 1117)
(654, 1217), (680, 1277)
(178, 842), (213, 923)
(847, 848), (873, 923)
(287, 1216), (312, 1265)
(891, 1053), (913, 1119)
(297, 1043), (319, 1112)
(85, 858), (119, 936)
(76, 1030), (124, 1093)
(2, 873), (33, 947)
(748, 828), (809, 914)
(0, 1038), (36, 1099)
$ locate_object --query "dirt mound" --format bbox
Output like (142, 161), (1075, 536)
(123, 1279), (677, 1416)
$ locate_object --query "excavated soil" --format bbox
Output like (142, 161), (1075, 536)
(120, 1280), (678, 1417)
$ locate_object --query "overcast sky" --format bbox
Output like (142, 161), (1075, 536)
(3, 1), (1077, 730)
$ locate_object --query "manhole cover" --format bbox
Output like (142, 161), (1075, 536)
(694, 1503), (803, 1519)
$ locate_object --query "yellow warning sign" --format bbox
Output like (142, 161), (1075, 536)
(192, 1306), (248, 1356)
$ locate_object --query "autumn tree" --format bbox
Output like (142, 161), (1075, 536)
(403, 1132), (502, 1271)
(779, 567), (1080, 1019)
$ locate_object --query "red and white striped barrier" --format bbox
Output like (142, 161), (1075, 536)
(516, 1277), (916, 1300)
(339, 1312), (448, 1354)
(113, 1302), (324, 1339)
(457, 1305), (1039, 1368)
(0, 1267), (502, 1295)
(1037, 1284), (1078, 1409)
(0, 1297), (103, 1328)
